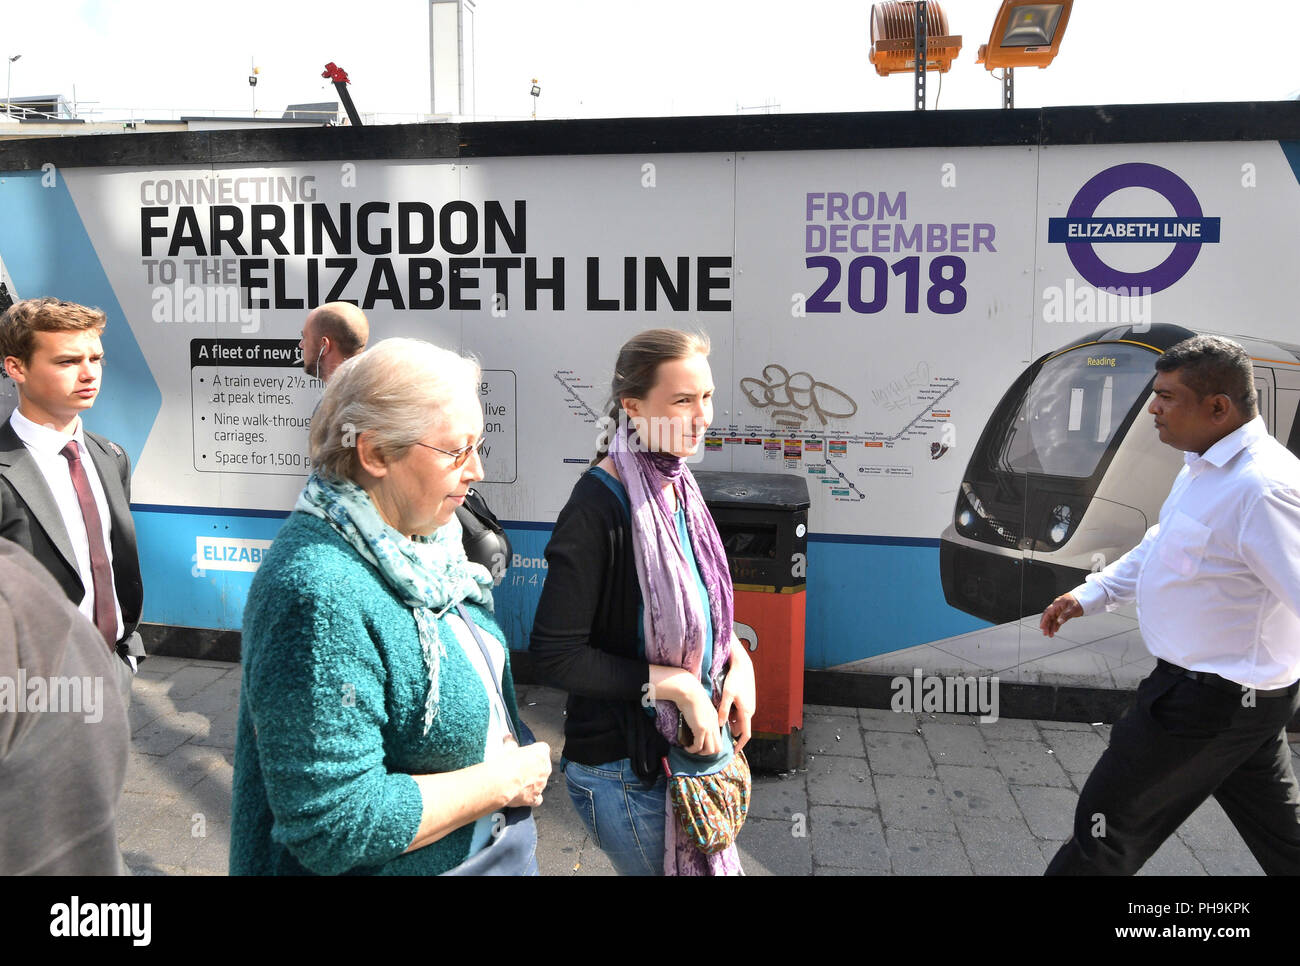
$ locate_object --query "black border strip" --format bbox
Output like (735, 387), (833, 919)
(2, 101), (1297, 171)
(802, 668), (1137, 724)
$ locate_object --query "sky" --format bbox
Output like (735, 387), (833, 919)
(4, 0), (1300, 123)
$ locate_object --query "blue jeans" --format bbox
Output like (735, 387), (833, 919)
(562, 758), (667, 876)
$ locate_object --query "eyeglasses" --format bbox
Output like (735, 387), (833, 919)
(413, 436), (486, 469)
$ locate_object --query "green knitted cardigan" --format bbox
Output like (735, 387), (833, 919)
(230, 511), (524, 876)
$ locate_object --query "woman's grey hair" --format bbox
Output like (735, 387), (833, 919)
(310, 337), (481, 482)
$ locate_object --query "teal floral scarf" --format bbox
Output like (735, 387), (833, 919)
(296, 472), (494, 734)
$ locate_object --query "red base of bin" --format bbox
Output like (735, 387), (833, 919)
(734, 587), (805, 736)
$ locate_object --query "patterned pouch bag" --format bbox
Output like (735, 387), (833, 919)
(662, 724), (752, 855)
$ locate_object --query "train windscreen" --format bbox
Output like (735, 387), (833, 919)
(995, 343), (1157, 479)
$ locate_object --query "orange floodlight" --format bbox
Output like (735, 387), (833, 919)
(869, 2), (962, 77)
(977, 0), (1073, 69)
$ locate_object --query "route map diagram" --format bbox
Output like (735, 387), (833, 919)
(722, 362), (960, 503)
(555, 370), (601, 422)
(823, 456), (866, 501)
(871, 379), (958, 443)
(555, 361), (958, 505)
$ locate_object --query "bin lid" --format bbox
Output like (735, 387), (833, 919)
(693, 471), (811, 510)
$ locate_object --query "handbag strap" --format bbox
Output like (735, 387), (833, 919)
(454, 603), (519, 744)
(463, 488), (506, 534)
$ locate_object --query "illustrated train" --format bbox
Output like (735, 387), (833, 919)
(939, 323), (1300, 625)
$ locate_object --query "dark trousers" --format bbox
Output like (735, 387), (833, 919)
(1046, 664), (1300, 875)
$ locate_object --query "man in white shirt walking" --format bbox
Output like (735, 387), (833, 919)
(1041, 334), (1300, 875)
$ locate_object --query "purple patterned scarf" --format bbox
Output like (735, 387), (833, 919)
(608, 418), (742, 876)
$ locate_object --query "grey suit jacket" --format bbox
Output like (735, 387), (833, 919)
(0, 536), (131, 874)
(0, 419), (145, 657)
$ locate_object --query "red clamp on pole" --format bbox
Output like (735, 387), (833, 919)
(322, 62), (350, 84)
(321, 62), (362, 126)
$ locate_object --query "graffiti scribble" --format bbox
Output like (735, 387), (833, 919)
(740, 364), (858, 428)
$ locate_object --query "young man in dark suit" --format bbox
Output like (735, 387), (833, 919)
(0, 298), (144, 695)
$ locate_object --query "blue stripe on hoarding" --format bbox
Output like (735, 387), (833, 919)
(496, 519), (557, 531)
(0, 170), (161, 463)
(489, 526), (979, 666)
(134, 509), (559, 527)
(808, 532), (942, 548)
(132, 503), (292, 519)
(491, 529), (552, 651)
(132, 506), (944, 548)
(1282, 141), (1300, 188)
(804, 541), (988, 667)
(131, 506), (984, 667)
(134, 507), (289, 630)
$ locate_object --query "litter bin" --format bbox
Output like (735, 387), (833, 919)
(695, 471), (810, 772)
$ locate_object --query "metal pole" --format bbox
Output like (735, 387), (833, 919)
(1003, 66), (1014, 109)
(913, 1), (928, 111)
(334, 80), (363, 126)
(434, 0), (444, 117)
(455, 0), (464, 117)
(5, 55), (18, 119)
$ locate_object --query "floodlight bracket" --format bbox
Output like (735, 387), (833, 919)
(913, 1), (928, 111)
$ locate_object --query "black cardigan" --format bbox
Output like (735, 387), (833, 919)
(529, 472), (670, 778)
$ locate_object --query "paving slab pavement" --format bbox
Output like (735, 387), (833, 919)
(116, 656), (1287, 876)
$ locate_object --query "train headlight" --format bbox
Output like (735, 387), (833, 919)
(1049, 504), (1072, 544)
(955, 483), (988, 538)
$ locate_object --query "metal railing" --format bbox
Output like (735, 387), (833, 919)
(2, 103), (574, 126)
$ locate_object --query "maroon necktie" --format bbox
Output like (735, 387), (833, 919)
(60, 441), (117, 650)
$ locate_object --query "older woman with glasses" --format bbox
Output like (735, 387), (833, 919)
(231, 337), (550, 876)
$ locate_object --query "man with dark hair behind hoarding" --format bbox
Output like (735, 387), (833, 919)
(1040, 334), (1300, 875)
(0, 298), (145, 699)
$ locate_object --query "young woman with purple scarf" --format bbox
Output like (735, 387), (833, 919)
(530, 328), (757, 875)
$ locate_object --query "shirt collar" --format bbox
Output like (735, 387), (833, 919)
(9, 408), (87, 458)
(1183, 415), (1266, 472)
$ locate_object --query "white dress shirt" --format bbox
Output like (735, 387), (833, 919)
(1073, 416), (1300, 690)
(9, 408), (126, 643)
